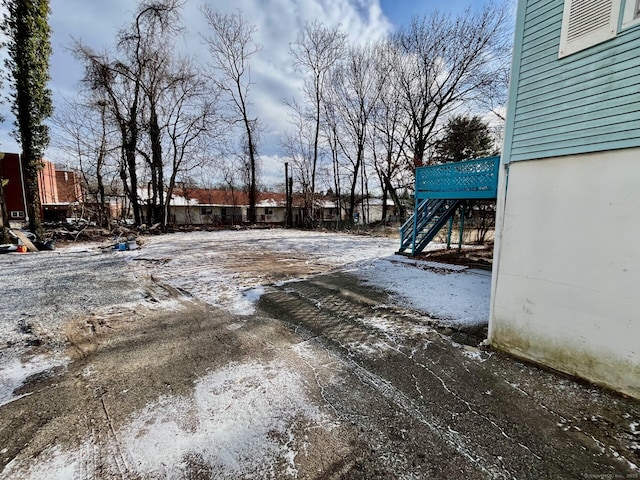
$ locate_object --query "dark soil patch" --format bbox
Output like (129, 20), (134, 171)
(418, 245), (494, 270)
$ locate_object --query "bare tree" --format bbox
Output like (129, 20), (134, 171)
(321, 99), (344, 228)
(394, 3), (511, 168)
(74, 43), (142, 224)
(124, 0), (183, 226)
(326, 43), (383, 223)
(202, 7), (261, 224)
(74, 0), (184, 227)
(290, 21), (346, 223)
(53, 96), (120, 228)
(75, 0), (222, 229)
(368, 41), (410, 222)
(162, 60), (225, 228)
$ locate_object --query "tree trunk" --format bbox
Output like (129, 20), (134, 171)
(22, 149), (44, 238)
(347, 154), (361, 223)
(0, 179), (10, 243)
(149, 105), (164, 226)
(124, 104), (141, 225)
(245, 118), (257, 224)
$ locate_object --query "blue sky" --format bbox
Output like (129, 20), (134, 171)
(380, 0), (484, 27)
(0, 0), (506, 184)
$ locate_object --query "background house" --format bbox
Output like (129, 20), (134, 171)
(489, 0), (640, 398)
(165, 188), (350, 227)
(354, 197), (398, 224)
(0, 153), (83, 223)
(168, 188), (247, 226)
(0, 153), (27, 222)
(167, 188), (311, 226)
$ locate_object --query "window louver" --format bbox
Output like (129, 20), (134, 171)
(559, 0), (620, 58)
(566, 0), (612, 41)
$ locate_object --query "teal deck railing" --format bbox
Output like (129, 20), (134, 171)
(399, 156), (500, 255)
(415, 156), (500, 200)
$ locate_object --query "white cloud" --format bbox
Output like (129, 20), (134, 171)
(190, 0), (391, 161)
(0, 0), (391, 184)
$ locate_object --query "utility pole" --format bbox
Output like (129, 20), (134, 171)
(287, 176), (293, 227)
(285, 162), (290, 228)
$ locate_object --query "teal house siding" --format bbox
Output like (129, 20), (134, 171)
(504, 0), (640, 163)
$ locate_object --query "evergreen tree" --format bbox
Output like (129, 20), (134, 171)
(435, 115), (494, 163)
(2, 0), (53, 237)
(435, 114), (498, 244)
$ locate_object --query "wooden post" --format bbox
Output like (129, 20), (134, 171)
(458, 203), (466, 251)
(285, 162), (290, 228)
(287, 177), (293, 227)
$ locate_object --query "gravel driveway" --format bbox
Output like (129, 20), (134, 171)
(0, 230), (638, 479)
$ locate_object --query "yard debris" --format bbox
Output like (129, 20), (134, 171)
(112, 234), (140, 251)
(4, 229), (56, 253)
(0, 244), (18, 254)
(9, 229), (39, 252)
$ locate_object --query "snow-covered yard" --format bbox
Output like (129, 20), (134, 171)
(125, 230), (490, 321)
(1, 229), (469, 396)
(0, 230), (491, 477)
(2, 230), (636, 479)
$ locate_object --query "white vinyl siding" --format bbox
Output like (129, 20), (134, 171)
(559, 0), (621, 57)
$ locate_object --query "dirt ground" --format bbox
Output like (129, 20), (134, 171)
(417, 245), (494, 271)
(1, 233), (639, 479)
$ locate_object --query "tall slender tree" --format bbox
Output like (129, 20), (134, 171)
(2, 0), (53, 237)
(369, 41), (409, 222)
(290, 21), (346, 223)
(327, 43), (382, 223)
(202, 7), (261, 224)
(75, 0), (184, 227)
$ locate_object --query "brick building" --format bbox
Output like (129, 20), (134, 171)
(0, 153), (83, 223)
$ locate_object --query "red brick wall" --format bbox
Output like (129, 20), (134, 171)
(0, 153), (26, 219)
(38, 160), (58, 205)
(55, 169), (83, 202)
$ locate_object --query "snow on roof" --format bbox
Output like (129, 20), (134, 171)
(358, 198), (395, 207)
(168, 194), (197, 207)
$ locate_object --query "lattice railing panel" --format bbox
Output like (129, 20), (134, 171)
(415, 156), (500, 200)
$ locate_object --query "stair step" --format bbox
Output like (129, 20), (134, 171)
(399, 198), (463, 257)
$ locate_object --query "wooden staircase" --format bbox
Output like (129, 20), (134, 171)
(399, 156), (500, 257)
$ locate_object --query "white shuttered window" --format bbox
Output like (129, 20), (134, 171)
(559, 0), (622, 58)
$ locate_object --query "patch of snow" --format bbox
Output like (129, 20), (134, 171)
(282, 430), (299, 477)
(226, 322), (245, 331)
(3, 446), (80, 480)
(121, 360), (328, 478)
(389, 255), (468, 272)
(4, 359), (329, 479)
(233, 286), (266, 316)
(461, 349), (484, 362)
(0, 354), (68, 407)
(345, 340), (390, 357)
(124, 230), (402, 316)
(290, 340), (317, 360)
(356, 257), (491, 327)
